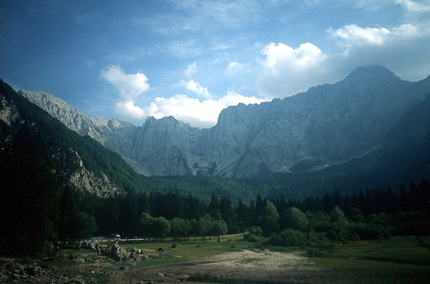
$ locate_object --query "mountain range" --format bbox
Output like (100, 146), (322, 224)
(19, 66), (430, 181)
(1, 65), (429, 200)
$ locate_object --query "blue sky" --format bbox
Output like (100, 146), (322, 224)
(1, 0), (429, 128)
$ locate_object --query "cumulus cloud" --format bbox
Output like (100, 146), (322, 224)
(100, 65), (150, 121)
(257, 19), (430, 98)
(141, 91), (265, 128)
(114, 101), (146, 121)
(261, 42), (326, 69)
(100, 65), (149, 100)
(183, 79), (212, 99)
(256, 42), (330, 98)
(100, 64), (264, 128)
(328, 22), (430, 80)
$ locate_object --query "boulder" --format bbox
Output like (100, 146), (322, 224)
(110, 244), (141, 262)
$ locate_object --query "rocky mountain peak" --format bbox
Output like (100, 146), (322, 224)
(345, 65), (400, 81)
(144, 115), (192, 129)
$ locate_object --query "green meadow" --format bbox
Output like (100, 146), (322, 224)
(36, 235), (429, 283)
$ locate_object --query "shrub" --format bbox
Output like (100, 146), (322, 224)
(244, 233), (265, 243)
(269, 229), (334, 254)
(350, 222), (391, 240)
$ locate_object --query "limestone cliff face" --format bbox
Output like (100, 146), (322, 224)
(196, 66), (429, 177)
(69, 151), (122, 197)
(132, 116), (204, 176)
(20, 66), (430, 178)
(0, 96), (19, 126)
(19, 91), (93, 135)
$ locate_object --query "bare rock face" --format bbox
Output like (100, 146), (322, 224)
(188, 66), (430, 177)
(19, 91), (92, 135)
(20, 66), (430, 178)
(0, 96), (19, 126)
(131, 116), (203, 176)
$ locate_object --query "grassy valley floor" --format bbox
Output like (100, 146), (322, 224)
(1, 235), (430, 283)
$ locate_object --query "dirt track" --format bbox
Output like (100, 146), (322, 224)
(109, 249), (336, 283)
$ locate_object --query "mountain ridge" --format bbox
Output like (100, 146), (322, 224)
(19, 66), (430, 179)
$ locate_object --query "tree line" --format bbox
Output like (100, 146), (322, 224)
(73, 178), (430, 245)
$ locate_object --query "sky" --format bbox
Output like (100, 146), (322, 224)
(1, 0), (429, 128)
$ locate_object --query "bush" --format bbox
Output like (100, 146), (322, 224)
(307, 230), (333, 247)
(350, 222), (391, 240)
(269, 229), (332, 248)
(244, 233), (265, 243)
(279, 229), (307, 246)
(247, 226), (263, 236)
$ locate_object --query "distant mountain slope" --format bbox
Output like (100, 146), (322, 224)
(21, 66), (430, 180)
(0, 80), (150, 197)
(263, 93), (430, 199)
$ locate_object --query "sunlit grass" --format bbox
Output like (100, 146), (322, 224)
(330, 236), (430, 265)
(310, 236), (430, 283)
(111, 234), (249, 267)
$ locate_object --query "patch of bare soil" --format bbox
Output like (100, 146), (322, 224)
(112, 249), (332, 284)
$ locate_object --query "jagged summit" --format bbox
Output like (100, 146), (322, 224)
(345, 65), (400, 81)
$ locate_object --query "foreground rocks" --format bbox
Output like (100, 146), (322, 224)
(1, 241), (173, 283)
(0, 239), (171, 283)
(110, 243), (141, 262)
(2, 260), (71, 283)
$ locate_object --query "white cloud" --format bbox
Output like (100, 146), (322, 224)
(99, 64), (266, 128)
(100, 65), (149, 100)
(260, 42), (326, 69)
(100, 65), (150, 121)
(141, 92), (265, 128)
(396, 0), (430, 12)
(114, 100), (146, 121)
(256, 42), (330, 98)
(328, 25), (390, 46)
(327, 24), (422, 47)
(184, 62), (198, 77)
(183, 79), (212, 99)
